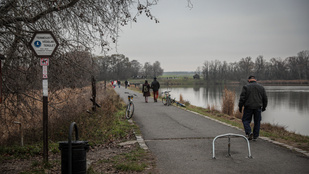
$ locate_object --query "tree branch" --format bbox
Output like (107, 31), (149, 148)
(0, 0), (80, 27)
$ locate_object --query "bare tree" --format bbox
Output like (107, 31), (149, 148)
(152, 61), (163, 77)
(202, 61), (209, 81)
(270, 57), (288, 80)
(199, 50), (309, 83)
(0, 0), (160, 144)
(238, 57), (254, 79)
(254, 55), (266, 80)
(142, 62), (153, 78)
(297, 50), (309, 80)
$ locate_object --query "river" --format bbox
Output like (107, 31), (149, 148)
(160, 85), (309, 136)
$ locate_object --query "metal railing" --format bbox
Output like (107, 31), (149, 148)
(212, 133), (252, 159)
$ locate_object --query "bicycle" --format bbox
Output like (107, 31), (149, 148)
(162, 91), (175, 106)
(125, 92), (137, 119)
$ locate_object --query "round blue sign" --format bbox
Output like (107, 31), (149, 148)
(34, 41), (41, 48)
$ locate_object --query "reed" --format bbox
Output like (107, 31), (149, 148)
(234, 109), (243, 119)
(221, 87), (235, 116)
(179, 94), (184, 103)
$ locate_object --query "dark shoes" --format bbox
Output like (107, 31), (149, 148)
(248, 133), (253, 140)
(247, 133), (258, 141)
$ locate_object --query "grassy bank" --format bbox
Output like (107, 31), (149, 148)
(186, 104), (309, 152)
(0, 86), (155, 173)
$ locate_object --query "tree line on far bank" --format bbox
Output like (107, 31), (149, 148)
(197, 50), (309, 82)
(94, 54), (164, 82)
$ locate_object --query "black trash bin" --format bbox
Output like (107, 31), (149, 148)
(59, 122), (89, 174)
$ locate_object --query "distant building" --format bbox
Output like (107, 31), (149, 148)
(193, 74), (200, 79)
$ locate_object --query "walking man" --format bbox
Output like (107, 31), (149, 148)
(151, 77), (160, 102)
(125, 80), (128, 88)
(238, 75), (268, 140)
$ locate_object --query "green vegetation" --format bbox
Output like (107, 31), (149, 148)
(101, 147), (149, 172)
(0, 144), (41, 161)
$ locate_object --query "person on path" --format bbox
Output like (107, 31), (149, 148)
(125, 80), (128, 88)
(238, 75), (268, 141)
(117, 80), (121, 88)
(151, 77), (160, 102)
(142, 80), (151, 103)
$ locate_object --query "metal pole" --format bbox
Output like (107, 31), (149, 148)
(43, 96), (48, 162)
(68, 122), (78, 174)
(228, 136), (231, 156)
(212, 133), (252, 159)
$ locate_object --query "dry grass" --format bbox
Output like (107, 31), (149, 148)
(0, 82), (111, 145)
(179, 94), (184, 103)
(234, 109), (243, 119)
(221, 88), (235, 116)
(206, 104), (219, 113)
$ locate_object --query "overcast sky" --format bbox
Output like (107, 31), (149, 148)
(103, 0), (309, 72)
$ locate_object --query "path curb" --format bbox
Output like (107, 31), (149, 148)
(179, 106), (309, 157)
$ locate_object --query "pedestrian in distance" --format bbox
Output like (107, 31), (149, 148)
(117, 80), (121, 88)
(238, 75), (268, 141)
(111, 80), (115, 88)
(125, 80), (128, 88)
(151, 77), (160, 102)
(142, 80), (151, 103)
(113, 80), (117, 88)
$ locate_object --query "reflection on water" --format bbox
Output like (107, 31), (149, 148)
(160, 85), (309, 136)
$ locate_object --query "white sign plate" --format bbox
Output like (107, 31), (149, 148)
(30, 32), (58, 57)
(43, 79), (48, 96)
(42, 66), (48, 79)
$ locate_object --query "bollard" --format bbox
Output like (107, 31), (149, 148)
(59, 122), (89, 174)
(212, 133), (252, 159)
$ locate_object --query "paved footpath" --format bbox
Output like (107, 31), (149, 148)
(114, 87), (309, 174)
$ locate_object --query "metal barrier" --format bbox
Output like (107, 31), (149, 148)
(212, 133), (252, 159)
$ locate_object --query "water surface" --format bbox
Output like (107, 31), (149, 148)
(160, 85), (309, 136)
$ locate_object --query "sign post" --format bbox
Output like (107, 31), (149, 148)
(0, 54), (4, 104)
(29, 31), (58, 162)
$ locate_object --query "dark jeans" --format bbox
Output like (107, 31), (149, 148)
(242, 108), (262, 138)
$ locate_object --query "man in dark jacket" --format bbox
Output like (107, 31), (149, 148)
(151, 77), (160, 102)
(238, 75), (268, 141)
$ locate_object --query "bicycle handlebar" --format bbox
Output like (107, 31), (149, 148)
(124, 92), (137, 96)
(162, 91), (171, 94)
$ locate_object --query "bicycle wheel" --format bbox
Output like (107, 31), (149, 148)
(125, 102), (134, 119)
(167, 97), (171, 106)
(162, 97), (167, 105)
